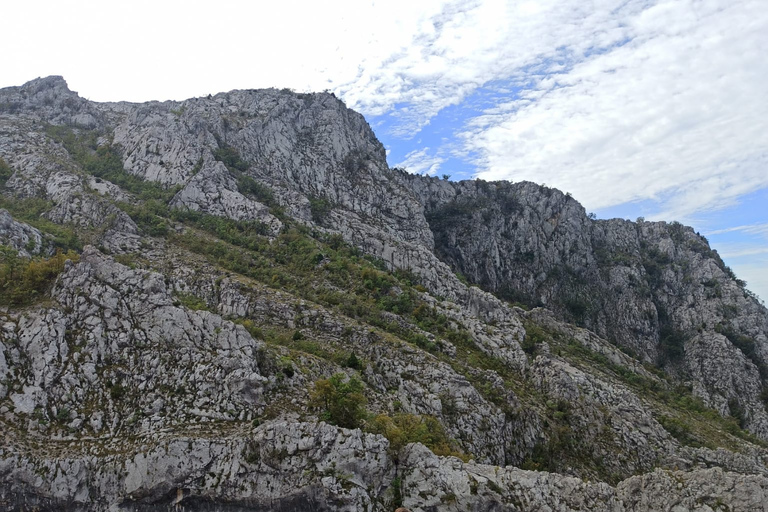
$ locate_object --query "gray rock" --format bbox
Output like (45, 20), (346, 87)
(0, 210), (44, 256)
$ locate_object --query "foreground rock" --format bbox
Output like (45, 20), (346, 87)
(2, 426), (767, 511)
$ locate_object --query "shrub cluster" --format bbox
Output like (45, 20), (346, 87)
(309, 373), (368, 429)
(309, 373), (469, 461)
(0, 247), (79, 306)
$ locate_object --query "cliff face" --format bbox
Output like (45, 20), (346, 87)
(404, 175), (768, 436)
(1, 76), (767, 511)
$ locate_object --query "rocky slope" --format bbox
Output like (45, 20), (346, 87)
(0, 76), (767, 511)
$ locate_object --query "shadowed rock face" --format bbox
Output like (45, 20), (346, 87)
(1, 76), (768, 511)
(401, 174), (768, 437)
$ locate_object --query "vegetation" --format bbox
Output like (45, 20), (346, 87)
(658, 324), (688, 366)
(44, 124), (178, 202)
(174, 292), (209, 311)
(143, 209), (456, 354)
(1, 89), (766, 504)
(0, 196), (81, 252)
(213, 142), (248, 173)
(0, 157), (12, 187)
(522, 323), (546, 355)
(308, 195), (334, 224)
(545, 327), (767, 450)
(96, 197), (768, 479)
(0, 247), (79, 306)
(367, 413), (469, 461)
(309, 373), (368, 429)
(521, 401), (579, 473)
(715, 322), (768, 378)
(308, 373), (469, 460)
(236, 174), (276, 207)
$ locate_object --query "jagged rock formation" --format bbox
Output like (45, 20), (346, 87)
(0, 210), (44, 256)
(1, 76), (768, 511)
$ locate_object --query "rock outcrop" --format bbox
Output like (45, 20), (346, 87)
(0, 210), (44, 256)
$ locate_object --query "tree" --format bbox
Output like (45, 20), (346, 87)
(309, 373), (367, 429)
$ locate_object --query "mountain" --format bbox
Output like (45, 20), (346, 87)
(1, 76), (767, 511)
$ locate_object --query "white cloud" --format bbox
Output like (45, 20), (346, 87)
(2, 0), (766, 229)
(0, 0), (454, 102)
(394, 148), (445, 176)
(720, 247), (768, 259)
(706, 223), (768, 238)
(337, 0), (649, 130)
(464, 0), (768, 221)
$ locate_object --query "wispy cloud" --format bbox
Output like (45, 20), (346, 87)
(719, 247), (768, 259)
(4, 0), (766, 232)
(706, 223), (768, 238)
(463, 0), (768, 220)
(395, 148), (445, 176)
(333, 0), (768, 223)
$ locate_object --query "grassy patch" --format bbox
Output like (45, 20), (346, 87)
(0, 197), (81, 252)
(173, 292), (210, 311)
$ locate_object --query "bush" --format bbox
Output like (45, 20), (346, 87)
(309, 196), (334, 224)
(213, 143), (248, 172)
(522, 323), (547, 354)
(309, 373), (367, 429)
(237, 175), (276, 206)
(0, 157), (12, 187)
(367, 413), (469, 461)
(658, 325), (687, 366)
(0, 247), (80, 306)
(657, 415), (700, 447)
(345, 351), (362, 370)
(174, 292), (209, 311)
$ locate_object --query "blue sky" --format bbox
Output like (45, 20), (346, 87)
(347, 0), (768, 303)
(1, 0), (766, 301)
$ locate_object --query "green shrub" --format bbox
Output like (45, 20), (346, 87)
(174, 292), (209, 311)
(213, 143), (248, 172)
(366, 413), (470, 461)
(522, 323), (547, 354)
(309, 196), (334, 224)
(0, 157), (12, 187)
(345, 351), (362, 370)
(658, 325), (687, 366)
(657, 415), (701, 447)
(237, 175), (276, 206)
(309, 373), (368, 429)
(0, 247), (80, 306)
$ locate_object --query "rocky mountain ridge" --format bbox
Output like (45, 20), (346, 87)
(1, 76), (767, 511)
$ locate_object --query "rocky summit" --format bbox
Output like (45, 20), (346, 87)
(1, 76), (767, 511)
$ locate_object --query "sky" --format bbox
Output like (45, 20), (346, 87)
(2, 0), (766, 302)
